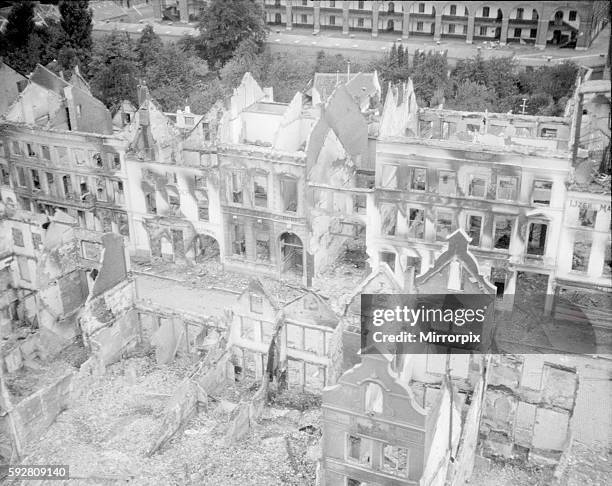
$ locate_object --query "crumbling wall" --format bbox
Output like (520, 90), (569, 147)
(147, 340), (233, 456)
(6, 371), (73, 447)
(480, 355), (578, 465)
(81, 279), (138, 367)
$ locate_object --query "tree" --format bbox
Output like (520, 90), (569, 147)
(451, 53), (521, 112)
(0, 1), (40, 73)
(89, 30), (138, 109)
(58, 0), (92, 72)
(263, 53), (313, 103)
(188, 77), (227, 114)
(197, 0), (267, 69)
(446, 80), (495, 112)
(412, 50), (449, 106)
(144, 43), (210, 111)
(135, 25), (163, 71)
(219, 38), (268, 90)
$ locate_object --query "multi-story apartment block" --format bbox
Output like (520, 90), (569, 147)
(124, 74), (317, 283)
(0, 64), (129, 244)
(263, 1), (608, 50)
(369, 80), (579, 314)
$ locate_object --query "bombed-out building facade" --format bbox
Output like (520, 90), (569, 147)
(0, 55), (610, 481)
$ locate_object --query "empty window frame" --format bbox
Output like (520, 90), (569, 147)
(381, 164), (398, 189)
(540, 127), (557, 138)
(497, 176), (518, 201)
(494, 217), (514, 250)
(231, 171), (244, 204)
(116, 211), (129, 237)
(0, 164), (9, 185)
(232, 223), (246, 257)
(16, 167), (27, 187)
(436, 211), (453, 241)
(438, 170), (456, 195)
(382, 445), (409, 476)
(62, 175), (73, 198)
(526, 222), (547, 256)
(253, 172), (268, 208)
(469, 176), (487, 198)
(353, 194), (367, 215)
(410, 167), (427, 191)
(11, 141), (22, 155)
(168, 191), (180, 213)
(572, 233), (591, 272)
(347, 435), (372, 466)
(408, 208), (425, 239)
(26, 143), (36, 157)
(31, 169), (41, 191)
(532, 180), (552, 205)
(95, 178), (107, 201)
(381, 204), (398, 236)
(145, 192), (157, 214)
(578, 206), (597, 228)
(256, 231), (270, 261)
(12, 228), (24, 247)
(41, 145), (51, 161)
(280, 176), (298, 212)
(45, 173), (55, 195)
(467, 215), (482, 246)
(79, 177), (89, 198)
(364, 382), (383, 414)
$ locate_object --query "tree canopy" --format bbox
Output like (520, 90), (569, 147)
(197, 0), (267, 69)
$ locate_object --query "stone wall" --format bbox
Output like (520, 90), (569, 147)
(480, 355), (578, 464)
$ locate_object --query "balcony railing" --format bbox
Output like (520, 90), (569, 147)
(509, 18), (538, 25)
(475, 17), (502, 23)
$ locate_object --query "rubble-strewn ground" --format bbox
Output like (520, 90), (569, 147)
(4, 339), (85, 402)
(471, 442), (612, 486)
(18, 353), (319, 486)
(131, 253), (367, 313)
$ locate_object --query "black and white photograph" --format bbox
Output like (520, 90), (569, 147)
(0, 1), (610, 484)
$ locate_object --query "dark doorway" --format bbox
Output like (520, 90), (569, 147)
(195, 234), (220, 262)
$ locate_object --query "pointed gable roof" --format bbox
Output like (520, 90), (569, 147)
(416, 229), (496, 294)
(343, 264), (403, 317)
(306, 83), (370, 176)
(238, 277), (279, 311)
(283, 291), (339, 329)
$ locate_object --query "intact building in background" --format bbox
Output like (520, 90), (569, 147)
(262, 0), (608, 50)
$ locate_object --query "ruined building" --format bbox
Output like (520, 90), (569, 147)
(370, 77), (611, 317)
(0, 64), (129, 244)
(124, 75), (316, 283)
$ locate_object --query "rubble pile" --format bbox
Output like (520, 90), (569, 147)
(20, 354), (318, 485)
